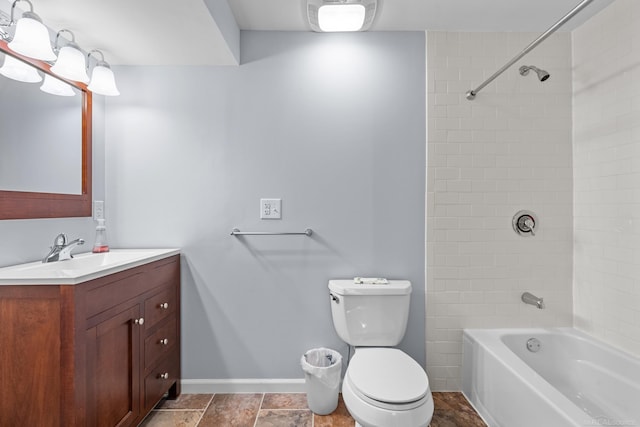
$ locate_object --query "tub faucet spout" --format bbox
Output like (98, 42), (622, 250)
(521, 292), (545, 309)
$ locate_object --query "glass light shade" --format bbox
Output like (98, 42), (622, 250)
(88, 63), (119, 96)
(0, 54), (42, 83)
(50, 43), (89, 83)
(8, 12), (56, 61)
(40, 74), (76, 96)
(318, 4), (365, 32)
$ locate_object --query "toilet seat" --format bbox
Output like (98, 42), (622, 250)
(347, 348), (429, 410)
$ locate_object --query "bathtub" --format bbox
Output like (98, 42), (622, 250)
(462, 328), (640, 427)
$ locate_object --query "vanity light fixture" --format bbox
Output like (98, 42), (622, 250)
(0, 53), (41, 82)
(2, 0), (56, 61)
(86, 49), (119, 96)
(40, 73), (75, 96)
(307, 0), (377, 32)
(50, 29), (89, 83)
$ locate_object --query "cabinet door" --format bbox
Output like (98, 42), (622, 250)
(0, 290), (61, 426)
(86, 305), (141, 427)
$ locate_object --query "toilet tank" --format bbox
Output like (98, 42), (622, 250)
(328, 279), (411, 347)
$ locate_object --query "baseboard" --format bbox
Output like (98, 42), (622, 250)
(181, 378), (307, 394)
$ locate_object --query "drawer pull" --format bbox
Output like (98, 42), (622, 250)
(159, 338), (169, 345)
(134, 317), (145, 325)
(158, 372), (169, 380)
(159, 302), (169, 309)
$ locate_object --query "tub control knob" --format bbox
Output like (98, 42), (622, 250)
(513, 210), (538, 237)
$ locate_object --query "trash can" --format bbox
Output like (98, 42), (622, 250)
(300, 347), (342, 415)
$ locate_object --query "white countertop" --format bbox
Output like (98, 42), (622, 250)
(0, 248), (180, 285)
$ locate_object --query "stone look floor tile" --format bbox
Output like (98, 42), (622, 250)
(197, 393), (262, 427)
(156, 394), (214, 410)
(430, 392), (487, 427)
(313, 395), (355, 427)
(138, 410), (203, 427)
(255, 409), (312, 427)
(260, 393), (308, 410)
(142, 391), (487, 427)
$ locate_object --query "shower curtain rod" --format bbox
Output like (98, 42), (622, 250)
(465, 0), (595, 101)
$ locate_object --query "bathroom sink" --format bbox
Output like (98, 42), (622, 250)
(0, 248), (180, 285)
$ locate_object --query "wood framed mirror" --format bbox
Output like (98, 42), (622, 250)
(0, 38), (92, 220)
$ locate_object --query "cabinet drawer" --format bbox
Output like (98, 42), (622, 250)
(147, 259), (179, 288)
(144, 285), (177, 331)
(144, 352), (179, 411)
(86, 273), (144, 318)
(144, 316), (177, 369)
(84, 256), (179, 320)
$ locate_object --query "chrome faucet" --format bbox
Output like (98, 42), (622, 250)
(521, 292), (545, 309)
(42, 233), (85, 263)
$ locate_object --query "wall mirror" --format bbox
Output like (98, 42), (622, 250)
(0, 39), (92, 219)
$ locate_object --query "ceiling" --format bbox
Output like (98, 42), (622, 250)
(230, 0), (614, 32)
(1, 0), (615, 66)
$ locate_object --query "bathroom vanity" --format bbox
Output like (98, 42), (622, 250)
(0, 249), (180, 427)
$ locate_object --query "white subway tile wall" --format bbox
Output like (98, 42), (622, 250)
(573, 0), (640, 358)
(426, 31), (574, 390)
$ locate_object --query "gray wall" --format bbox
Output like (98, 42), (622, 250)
(106, 31), (426, 380)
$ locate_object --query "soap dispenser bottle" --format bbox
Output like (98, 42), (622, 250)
(92, 219), (109, 253)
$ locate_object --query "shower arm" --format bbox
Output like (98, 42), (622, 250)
(465, 0), (595, 101)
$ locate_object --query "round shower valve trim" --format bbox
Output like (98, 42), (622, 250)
(512, 210), (538, 237)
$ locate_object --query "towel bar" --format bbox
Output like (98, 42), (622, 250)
(230, 228), (313, 236)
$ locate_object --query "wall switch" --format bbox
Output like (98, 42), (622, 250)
(94, 200), (104, 220)
(260, 198), (281, 219)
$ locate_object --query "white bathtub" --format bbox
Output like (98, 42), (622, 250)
(462, 328), (640, 427)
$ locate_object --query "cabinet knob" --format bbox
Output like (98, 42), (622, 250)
(159, 338), (169, 345)
(159, 372), (169, 380)
(134, 317), (145, 325)
(159, 302), (169, 309)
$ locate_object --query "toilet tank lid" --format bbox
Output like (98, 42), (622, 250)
(328, 279), (411, 296)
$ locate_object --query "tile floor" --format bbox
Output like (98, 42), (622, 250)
(140, 392), (486, 427)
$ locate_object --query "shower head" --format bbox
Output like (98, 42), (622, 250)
(519, 65), (550, 82)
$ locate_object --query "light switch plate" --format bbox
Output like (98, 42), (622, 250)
(94, 200), (104, 220)
(260, 198), (281, 219)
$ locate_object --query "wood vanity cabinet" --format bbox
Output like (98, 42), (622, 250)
(0, 254), (180, 427)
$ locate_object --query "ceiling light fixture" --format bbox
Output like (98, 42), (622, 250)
(0, 53), (41, 82)
(50, 29), (89, 83)
(87, 49), (119, 96)
(2, 0), (56, 61)
(307, 0), (377, 32)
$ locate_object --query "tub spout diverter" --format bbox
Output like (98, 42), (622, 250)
(521, 292), (545, 309)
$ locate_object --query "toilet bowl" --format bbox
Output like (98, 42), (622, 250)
(342, 348), (433, 427)
(328, 279), (434, 427)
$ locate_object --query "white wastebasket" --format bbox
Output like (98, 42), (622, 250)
(300, 347), (342, 415)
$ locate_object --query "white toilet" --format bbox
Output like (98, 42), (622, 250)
(328, 279), (434, 427)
